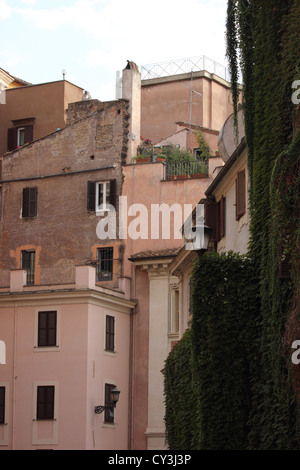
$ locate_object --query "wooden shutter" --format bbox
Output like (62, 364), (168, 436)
(204, 199), (218, 243)
(7, 128), (18, 151)
(218, 196), (226, 240)
(87, 181), (96, 211)
(109, 179), (117, 209)
(24, 125), (33, 144)
(22, 188), (37, 217)
(236, 170), (246, 220)
(106, 315), (115, 351)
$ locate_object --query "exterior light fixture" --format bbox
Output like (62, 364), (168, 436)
(184, 221), (212, 252)
(95, 386), (120, 414)
(200, 224), (213, 253)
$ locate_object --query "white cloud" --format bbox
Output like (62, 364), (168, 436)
(0, 0), (11, 19)
(20, 0), (37, 4)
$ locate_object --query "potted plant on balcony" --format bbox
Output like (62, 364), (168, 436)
(133, 136), (153, 163)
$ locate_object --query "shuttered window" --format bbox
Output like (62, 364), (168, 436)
(38, 311), (57, 347)
(37, 386), (55, 420)
(106, 315), (115, 352)
(217, 196), (226, 240)
(87, 180), (117, 212)
(236, 170), (246, 220)
(0, 387), (5, 425)
(7, 125), (33, 151)
(22, 187), (38, 218)
(204, 200), (218, 243)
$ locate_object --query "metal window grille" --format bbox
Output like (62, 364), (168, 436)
(21, 250), (35, 285)
(96, 247), (113, 282)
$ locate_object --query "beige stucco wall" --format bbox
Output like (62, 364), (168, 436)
(213, 147), (249, 254)
(141, 72), (234, 146)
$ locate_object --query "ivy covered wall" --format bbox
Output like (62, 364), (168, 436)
(164, 0), (300, 450)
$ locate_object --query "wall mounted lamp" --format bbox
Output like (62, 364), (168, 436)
(95, 386), (120, 414)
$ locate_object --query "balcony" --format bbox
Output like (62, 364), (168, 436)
(164, 161), (208, 181)
(133, 141), (209, 180)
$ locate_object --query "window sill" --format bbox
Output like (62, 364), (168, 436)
(104, 349), (116, 356)
(34, 345), (60, 352)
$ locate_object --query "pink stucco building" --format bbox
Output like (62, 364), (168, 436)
(0, 60), (236, 450)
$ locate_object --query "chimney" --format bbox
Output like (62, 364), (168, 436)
(121, 61), (141, 163)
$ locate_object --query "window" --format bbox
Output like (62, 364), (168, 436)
(38, 311), (57, 347)
(17, 128), (25, 147)
(104, 383), (115, 423)
(87, 180), (116, 212)
(7, 125), (33, 151)
(169, 288), (179, 334)
(21, 250), (35, 285)
(106, 315), (115, 352)
(236, 170), (246, 220)
(36, 386), (55, 420)
(204, 199), (218, 243)
(217, 196), (226, 240)
(22, 187), (38, 218)
(188, 277), (193, 317)
(0, 387), (5, 425)
(96, 247), (114, 282)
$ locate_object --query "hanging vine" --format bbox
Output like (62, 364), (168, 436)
(164, 0), (300, 450)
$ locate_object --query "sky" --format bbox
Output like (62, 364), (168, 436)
(0, 0), (229, 101)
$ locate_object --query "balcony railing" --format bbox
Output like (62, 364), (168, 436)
(164, 161), (208, 180)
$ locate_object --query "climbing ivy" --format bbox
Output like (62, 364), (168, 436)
(226, 0), (300, 449)
(164, 252), (260, 450)
(164, 0), (300, 450)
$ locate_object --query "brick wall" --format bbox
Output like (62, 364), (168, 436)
(0, 99), (129, 287)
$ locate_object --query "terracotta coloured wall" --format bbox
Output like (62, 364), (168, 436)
(0, 80), (84, 157)
(141, 71), (233, 146)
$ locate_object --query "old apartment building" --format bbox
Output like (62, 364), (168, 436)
(0, 60), (237, 450)
(0, 67), (85, 157)
(0, 97), (136, 449)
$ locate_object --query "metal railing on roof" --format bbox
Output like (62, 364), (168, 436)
(141, 55), (229, 81)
